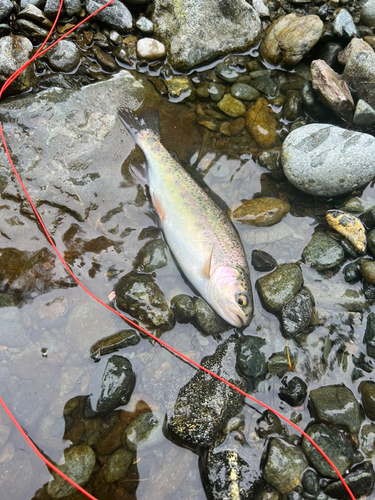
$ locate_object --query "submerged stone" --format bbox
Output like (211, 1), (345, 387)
(281, 123), (375, 197)
(217, 94), (246, 118)
(194, 297), (229, 336)
(246, 98), (278, 148)
(89, 329), (140, 361)
(302, 232), (345, 271)
(122, 411), (164, 451)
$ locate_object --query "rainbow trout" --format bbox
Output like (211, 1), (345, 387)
(118, 108), (253, 327)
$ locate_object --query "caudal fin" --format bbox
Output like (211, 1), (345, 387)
(118, 107), (160, 139)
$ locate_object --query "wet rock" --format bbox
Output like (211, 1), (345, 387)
(102, 447), (133, 482)
(343, 262), (362, 284)
(368, 229), (375, 255)
(256, 149), (284, 180)
(64, 0), (81, 16)
(237, 335), (267, 379)
(302, 232), (344, 271)
(257, 263), (303, 313)
(251, 249), (277, 272)
(0, 0), (12, 21)
(279, 375), (307, 407)
(338, 38), (374, 66)
(326, 210), (366, 254)
(360, 423), (375, 458)
(301, 81), (331, 121)
(217, 94), (246, 118)
(231, 83), (259, 101)
(115, 272), (174, 334)
(208, 82), (226, 103)
(137, 38), (166, 60)
(263, 438), (307, 494)
(359, 380), (375, 420)
(92, 45), (117, 71)
(0, 294), (29, 347)
(302, 423), (354, 478)
(153, 0), (261, 71)
(333, 9), (358, 38)
(343, 50), (375, 110)
(361, 0), (375, 27)
(353, 99), (375, 126)
(230, 197), (289, 227)
(251, 75), (278, 97)
(165, 75), (195, 99)
(283, 90), (302, 122)
(215, 62), (238, 83)
(201, 447), (264, 500)
(229, 117), (245, 136)
(47, 445), (96, 498)
(17, 19), (49, 41)
(267, 353), (291, 375)
(311, 59), (354, 122)
(339, 197), (365, 214)
(302, 469), (319, 497)
(136, 16), (154, 34)
(324, 461), (375, 499)
(280, 287), (313, 338)
(38, 296), (68, 321)
(0, 35), (36, 96)
(309, 385), (362, 434)
(318, 41), (342, 68)
(85, 355), (135, 416)
(43, 0), (60, 17)
(360, 259), (375, 285)
(168, 337), (246, 448)
(18, 4), (52, 28)
(122, 410), (164, 451)
(281, 123), (375, 197)
(90, 329), (140, 361)
(171, 294), (195, 323)
(133, 239), (168, 272)
(260, 13), (323, 68)
(246, 98), (278, 148)
(256, 411), (284, 438)
(47, 39), (81, 72)
(85, 0), (133, 34)
(194, 297), (229, 336)
(361, 206), (375, 229)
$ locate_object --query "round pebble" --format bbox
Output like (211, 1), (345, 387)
(47, 39), (80, 72)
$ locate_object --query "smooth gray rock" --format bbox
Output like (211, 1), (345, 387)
(152, 0), (261, 71)
(361, 0), (375, 27)
(354, 99), (375, 126)
(44, 0), (60, 17)
(64, 0), (82, 16)
(85, 0), (133, 34)
(281, 123), (375, 197)
(47, 40), (81, 72)
(20, 0), (44, 7)
(343, 50), (375, 110)
(0, 0), (12, 22)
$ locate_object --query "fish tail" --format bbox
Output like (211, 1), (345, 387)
(118, 107), (160, 140)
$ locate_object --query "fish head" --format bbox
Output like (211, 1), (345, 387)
(207, 265), (253, 328)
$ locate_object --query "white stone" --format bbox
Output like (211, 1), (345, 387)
(136, 38), (166, 60)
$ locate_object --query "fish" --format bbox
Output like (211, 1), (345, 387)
(118, 107), (253, 328)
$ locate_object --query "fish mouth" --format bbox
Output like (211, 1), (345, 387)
(221, 309), (244, 328)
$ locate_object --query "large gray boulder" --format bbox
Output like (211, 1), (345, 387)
(152, 0), (261, 71)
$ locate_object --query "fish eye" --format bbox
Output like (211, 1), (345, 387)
(237, 293), (248, 307)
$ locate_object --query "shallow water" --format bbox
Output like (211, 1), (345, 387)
(1, 48), (375, 500)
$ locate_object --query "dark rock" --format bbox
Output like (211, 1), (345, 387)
(301, 81), (332, 121)
(47, 39), (81, 72)
(360, 206), (375, 229)
(255, 149), (284, 181)
(279, 376), (308, 407)
(302, 232), (344, 271)
(318, 42), (342, 68)
(18, 4), (52, 28)
(215, 62), (238, 83)
(89, 329), (140, 361)
(359, 380), (375, 420)
(256, 410), (284, 438)
(115, 272), (174, 334)
(17, 18), (49, 40)
(284, 90), (303, 122)
(85, 0), (133, 34)
(267, 353), (291, 375)
(85, 355), (135, 416)
(194, 297), (229, 336)
(251, 249), (277, 272)
(280, 287), (313, 338)
(231, 83), (259, 101)
(251, 75), (278, 96)
(302, 423), (354, 478)
(281, 124), (375, 198)
(92, 45), (117, 71)
(167, 337), (246, 448)
(309, 384), (362, 434)
(171, 294), (195, 323)
(153, 0), (261, 71)
(363, 280), (375, 300)
(237, 335), (267, 379)
(323, 461), (375, 499)
(64, 0), (81, 16)
(301, 469), (319, 496)
(44, 0), (60, 17)
(257, 263), (303, 313)
(263, 437), (308, 493)
(340, 238), (358, 259)
(0, 0), (12, 22)
(343, 262), (361, 284)
(360, 259), (375, 285)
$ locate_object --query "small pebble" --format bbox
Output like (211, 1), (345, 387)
(326, 210), (366, 254)
(136, 38), (166, 60)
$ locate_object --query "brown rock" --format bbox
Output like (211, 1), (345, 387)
(245, 97), (278, 147)
(217, 94), (246, 117)
(311, 59), (354, 122)
(229, 117), (245, 135)
(230, 197), (290, 227)
(260, 13), (323, 68)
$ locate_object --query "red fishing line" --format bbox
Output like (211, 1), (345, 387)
(0, 4), (356, 500)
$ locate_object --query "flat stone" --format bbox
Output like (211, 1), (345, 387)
(311, 59), (354, 122)
(260, 13), (323, 68)
(153, 0), (261, 71)
(230, 197), (290, 227)
(137, 38), (166, 60)
(18, 4), (52, 28)
(257, 263), (303, 313)
(246, 97), (278, 148)
(251, 249), (277, 272)
(281, 123), (375, 197)
(89, 329), (140, 361)
(326, 210), (366, 254)
(102, 448), (133, 483)
(302, 232), (344, 271)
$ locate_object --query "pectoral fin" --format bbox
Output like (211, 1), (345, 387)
(202, 245), (214, 279)
(152, 192), (166, 220)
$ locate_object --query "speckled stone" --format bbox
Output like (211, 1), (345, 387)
(246, 97), (278, 147)
(230, 197), (290, 227)
(326, 210), (366, 254)
(281, 123), (375, 197)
